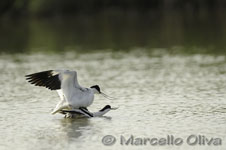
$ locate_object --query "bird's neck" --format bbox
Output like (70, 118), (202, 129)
(93, 109), (110, 117)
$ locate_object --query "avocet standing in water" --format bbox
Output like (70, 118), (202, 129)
(25, 70), (113, 116)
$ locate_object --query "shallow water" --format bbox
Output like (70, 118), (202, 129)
(0, 50), (226, 150)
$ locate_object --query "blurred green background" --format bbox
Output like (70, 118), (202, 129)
(0, 0), (226, 54)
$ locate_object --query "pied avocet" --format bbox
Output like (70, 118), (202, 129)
(25, 70), (113, 114)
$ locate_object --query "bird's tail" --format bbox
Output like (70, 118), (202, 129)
(51, 104), (71, 114)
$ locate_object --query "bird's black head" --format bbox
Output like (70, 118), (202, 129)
(100, 105), (111, 112)
(90, 85), (101, 93)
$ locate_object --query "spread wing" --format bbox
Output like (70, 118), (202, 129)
(25, 70), (61, 90)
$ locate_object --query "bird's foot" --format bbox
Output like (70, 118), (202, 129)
(65, 113), (74, 118)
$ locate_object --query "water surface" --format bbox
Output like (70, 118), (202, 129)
(0, 50), (226, 150)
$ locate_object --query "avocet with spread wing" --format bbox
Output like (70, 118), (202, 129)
(25, 70), (114, 116)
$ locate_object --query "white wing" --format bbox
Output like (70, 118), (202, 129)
(57, 89), (64, 101)
(51, 90), (67, 113)
(53, 70), (82, 113)
(25, 69), (80, 91)
(26, 69), (82, 114)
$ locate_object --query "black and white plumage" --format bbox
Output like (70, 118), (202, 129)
(60, 105), (117, 118)
(25, 70), (112, 115)
(25, 70), (61, 90)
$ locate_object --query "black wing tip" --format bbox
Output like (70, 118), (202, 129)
(25, 70), (61, 90)
(25, 70), (53, 76)
(24, 70), (54, 80)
